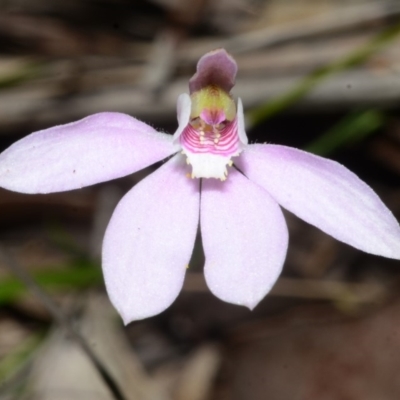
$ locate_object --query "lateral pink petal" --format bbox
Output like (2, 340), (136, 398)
(236, 145), (400, 259)
(201, 169), (288, 309)
(102, 155), (199, 323)
(0, 112), (176, 194)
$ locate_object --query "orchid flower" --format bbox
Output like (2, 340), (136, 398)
(0, 49), (399, 324)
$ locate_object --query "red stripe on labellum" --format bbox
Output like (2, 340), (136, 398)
(180, 117), (240, 157)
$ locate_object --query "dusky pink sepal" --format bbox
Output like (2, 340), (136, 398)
(0, 113), (176, 194)
(236, 144), (400, 259)
(102, 155), (200, 323)
(189, 49), (237, 94)
(201, 168), (288, 309)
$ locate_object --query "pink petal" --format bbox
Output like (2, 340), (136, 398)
(102, 155), (199, 323)
(0, 113), (176, 194)
(189, 49), (237, 94)
(201, 168), (288, 309)
(236, 145), (400, 259)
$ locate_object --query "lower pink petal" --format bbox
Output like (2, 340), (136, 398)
(236, 145), (400, 259)
(201, 168), (288, 309)
(0, 112), (176, 194)
(102, 155), (199, 323)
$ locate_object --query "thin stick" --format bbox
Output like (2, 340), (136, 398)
(0, 245), (127, 400)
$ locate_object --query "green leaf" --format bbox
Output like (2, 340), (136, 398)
(247, 23), (400, 126)
(305, 110), (384, 156)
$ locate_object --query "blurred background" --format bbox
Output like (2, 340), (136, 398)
(1, 0), (400, 399)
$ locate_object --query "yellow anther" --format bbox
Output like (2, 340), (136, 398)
(190, 85), (236, 121)
(228, 160), (233, 167)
